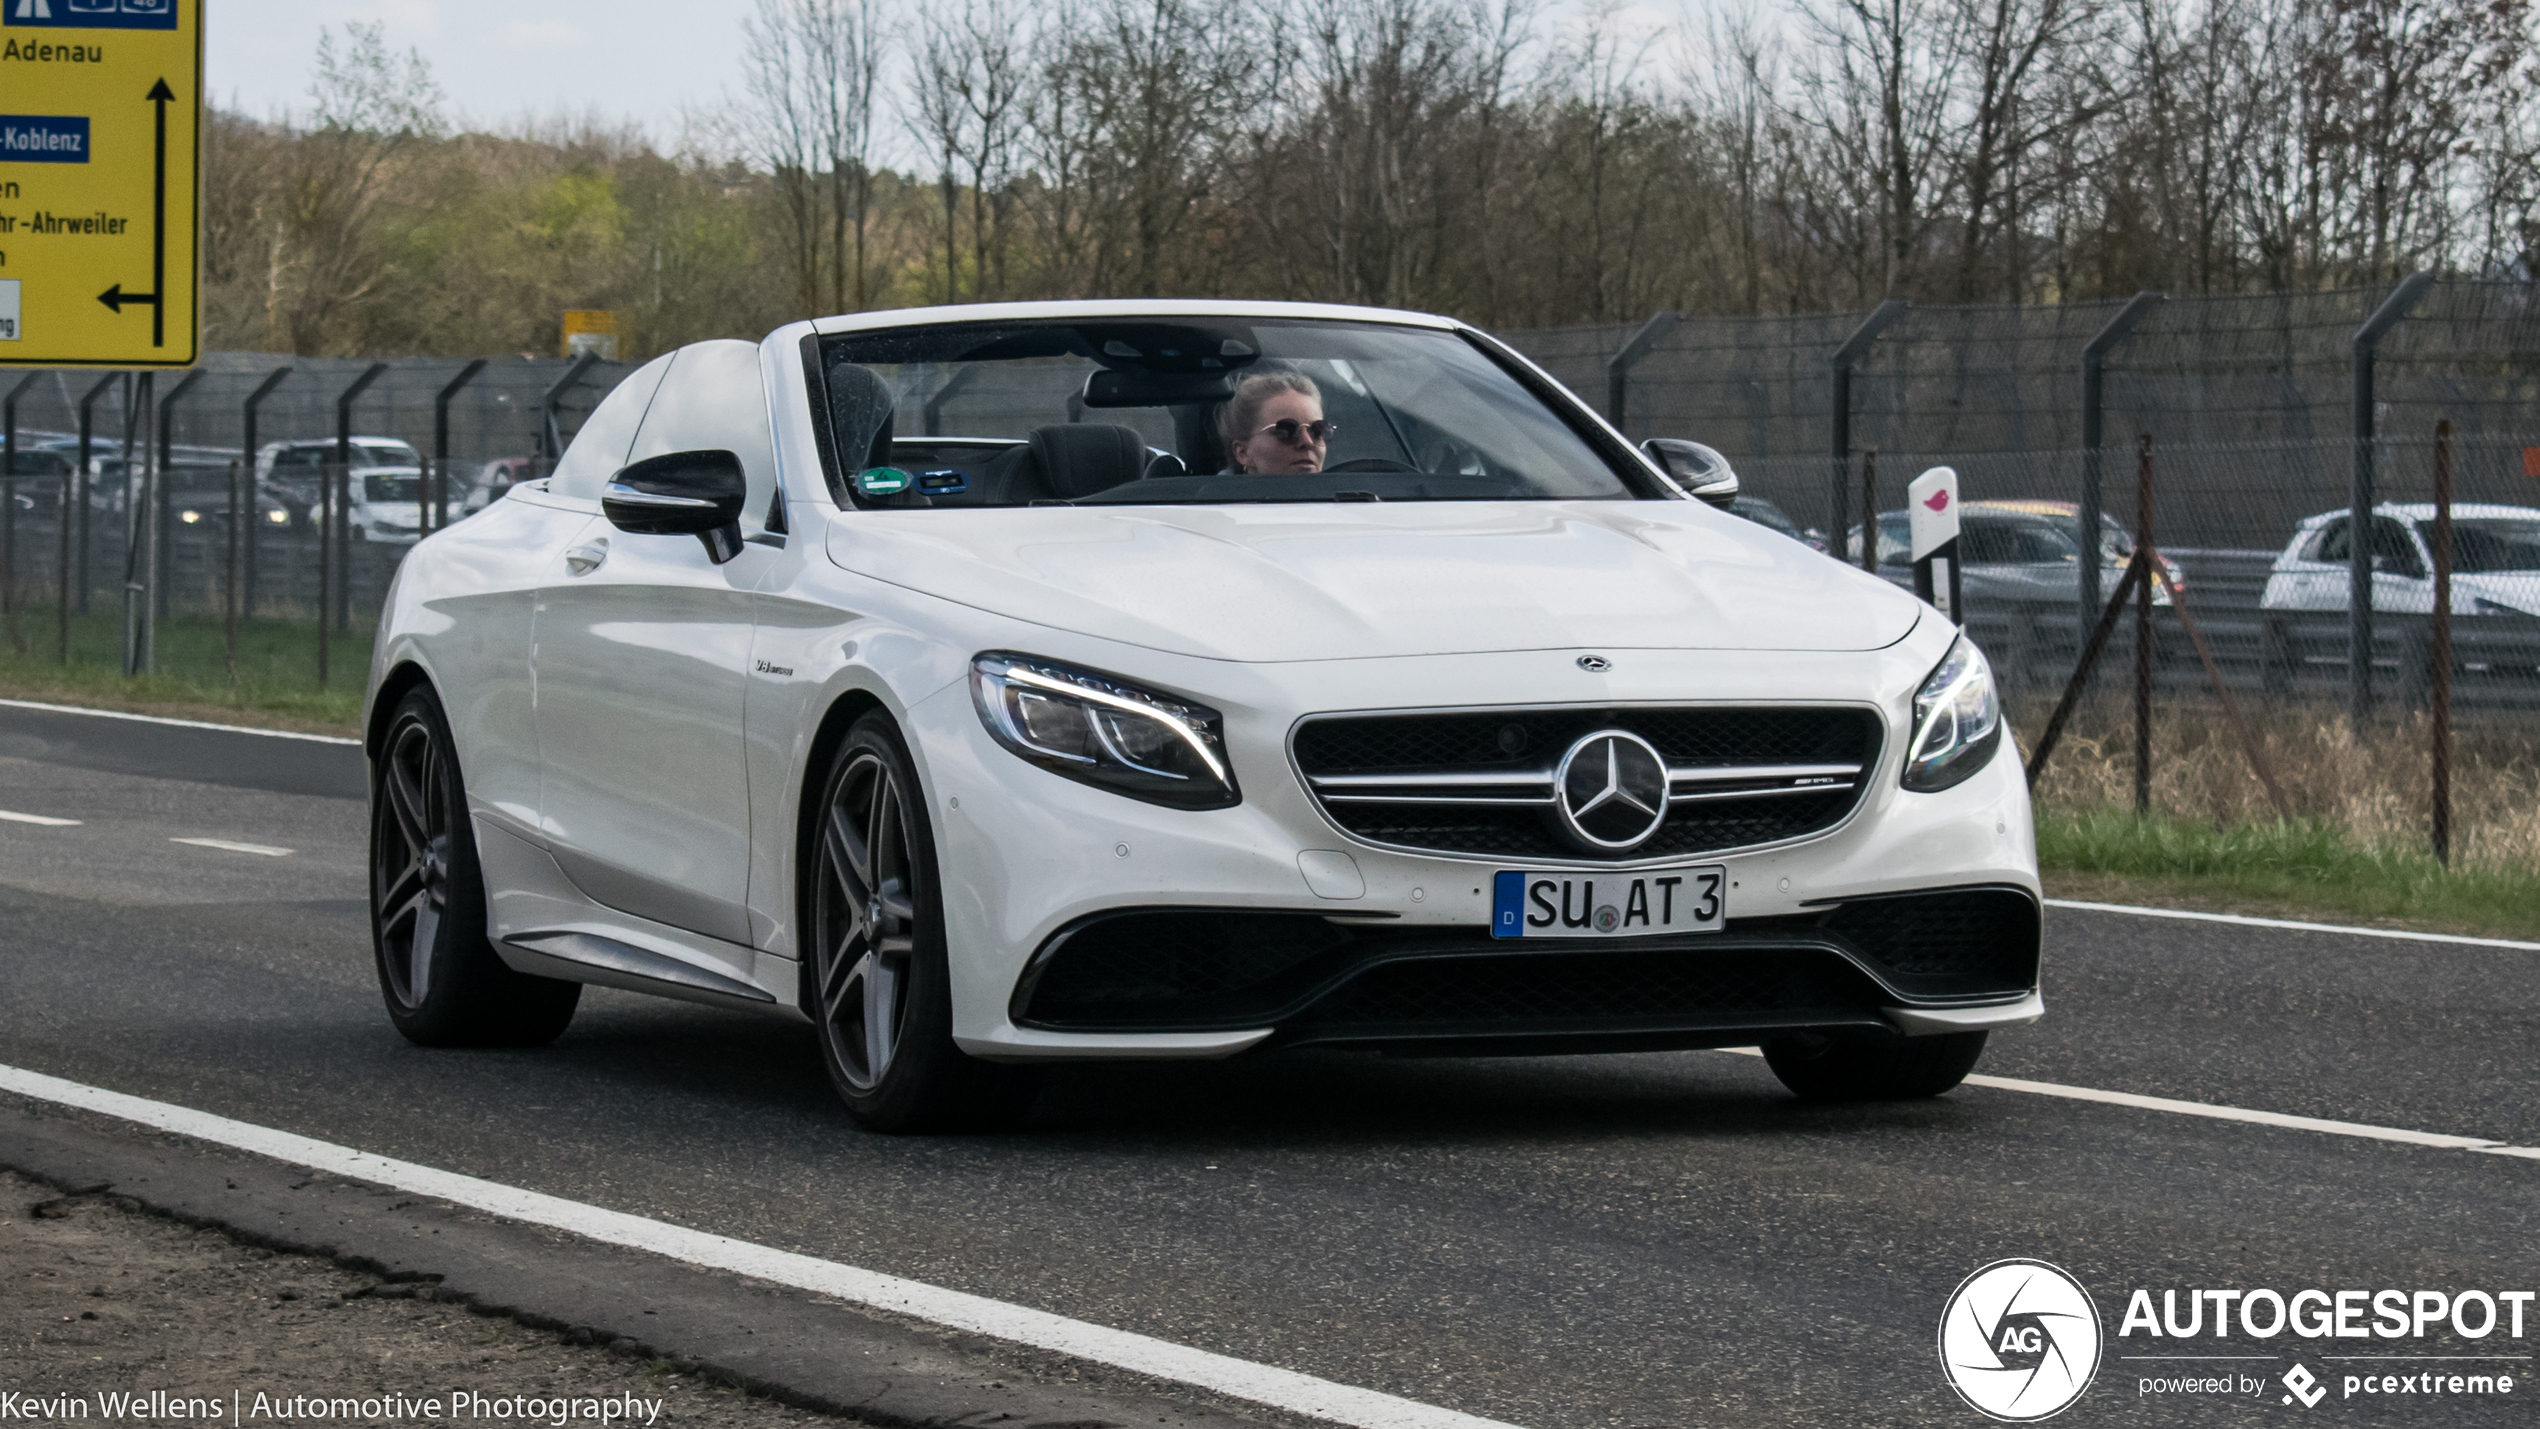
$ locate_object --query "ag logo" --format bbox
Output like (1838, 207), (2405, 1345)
(1938, 1259), (2102, 1421)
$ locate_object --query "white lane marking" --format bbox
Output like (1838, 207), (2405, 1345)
(0, 1062), (1522, 1429)
(1715, 1048), (2535, 1157)
(0, 697), (362, 747)
(0, 809), (81, 826)
(2044, 897), (2540, 952)
(170, 837), (293, 857)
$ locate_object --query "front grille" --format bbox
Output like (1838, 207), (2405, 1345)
(1293, 706), (1883, 862)
(1816, 886), (2040, 996)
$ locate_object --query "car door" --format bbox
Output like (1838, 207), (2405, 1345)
(533, 341), (781, 955)
(2275, 520), (2348, 610)
(433, 355), (673, 850)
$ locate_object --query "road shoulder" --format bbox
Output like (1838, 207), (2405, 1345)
(0, 1095), (1297, 1429)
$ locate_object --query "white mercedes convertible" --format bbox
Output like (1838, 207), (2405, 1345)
(363, 301), (2042, 1131)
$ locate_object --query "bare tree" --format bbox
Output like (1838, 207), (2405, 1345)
(733, 0), (886, 317)
(277, 22), (444, 353)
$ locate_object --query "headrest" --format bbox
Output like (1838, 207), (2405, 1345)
(826, 361), (898, 477)
(1028, 424), (1147, 499)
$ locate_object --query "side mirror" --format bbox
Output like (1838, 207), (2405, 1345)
(1642, 438), (1740, 508)
(604, 449), (747, 563)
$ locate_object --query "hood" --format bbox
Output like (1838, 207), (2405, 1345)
(826, 501), (1922, 662)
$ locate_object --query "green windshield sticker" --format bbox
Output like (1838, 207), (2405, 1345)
(855, 466), (913, 496)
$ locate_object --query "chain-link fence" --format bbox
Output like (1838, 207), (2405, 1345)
(0, 354), (626, 687)
(1501, 279), (2540, 722)
(0, 282), (2532, 717)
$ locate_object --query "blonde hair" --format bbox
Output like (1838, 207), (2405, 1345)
(1218, 369), (1322, 456)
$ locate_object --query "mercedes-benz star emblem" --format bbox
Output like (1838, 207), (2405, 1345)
(1554, 730), (1670, 852)
(1576, 654), (1611, 671)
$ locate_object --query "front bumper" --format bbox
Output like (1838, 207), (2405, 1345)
(1005, 885), (2041, 1056)
(910, 640), (2041, 1062)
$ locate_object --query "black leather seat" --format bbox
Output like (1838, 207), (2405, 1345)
(976, 424), (1149, 503)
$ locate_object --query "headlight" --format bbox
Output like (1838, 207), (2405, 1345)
(179, 509), (201, 524)
(1902, 634), (2001, 793)
(970, 653), (1240, 810)
(267, 509), (290, 524)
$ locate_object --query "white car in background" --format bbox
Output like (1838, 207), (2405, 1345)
(348, 465), (429, 544)
(362, 300), (2043, 1132)
(2262, 504), (2540, 616)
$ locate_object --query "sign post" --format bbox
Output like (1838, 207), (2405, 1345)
(1907, 465), (1962, 625)
(0, 0), (203, 369)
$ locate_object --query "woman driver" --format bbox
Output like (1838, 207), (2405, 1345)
(1220, 370), (1332, 475)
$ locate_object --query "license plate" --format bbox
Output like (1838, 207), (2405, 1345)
(1490, 865), (1726, 939)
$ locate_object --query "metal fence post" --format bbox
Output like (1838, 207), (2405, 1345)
(2347, 271), (2436, 729)
(122, 372), (155, 677)
(1830, 300), (1908, 554)
(1606, 311), (1681, 435)
(1860, 448), (1879, 572)
(76, 372), (123, 619)
(239, 366), (291, 619)
(2079, 292), (2164, 622)
(2, 370), (41, 647)
(434, 359), (488, 533)
(153, 368), (206, 621)
(2429, 419), (2453, 866)
(332, 362), (390, 641)
(541, 352), (603, 470)
(2134, 434), (2155, 815)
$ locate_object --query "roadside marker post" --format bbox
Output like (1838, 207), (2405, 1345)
(1906, 464), (1961, 624)
(0, 0), (203, 369)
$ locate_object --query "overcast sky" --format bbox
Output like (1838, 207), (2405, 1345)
(212, 0), (1682, 152)
(211, 1), (755, 141)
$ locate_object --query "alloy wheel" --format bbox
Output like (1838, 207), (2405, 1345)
(375, 714), (449, 1009)
(815, 750), (919, 1091)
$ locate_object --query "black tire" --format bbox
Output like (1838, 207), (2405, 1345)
(370, 687), (580, 1047)
(805, 713), (1039, 1133)
(1763, 1030), (1988, 1101)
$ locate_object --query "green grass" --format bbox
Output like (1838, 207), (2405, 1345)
(0, 602), (370, 733)
(2036, 808), (2540, 940)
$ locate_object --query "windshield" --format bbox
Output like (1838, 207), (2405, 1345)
(813, 319), (1644, 508)
(2450, 519), (2540, 574)
(358, 442), (418, 468)
(363, 472), (422, 502)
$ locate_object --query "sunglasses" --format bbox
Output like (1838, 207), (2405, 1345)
(1251, 418), (1335, 447)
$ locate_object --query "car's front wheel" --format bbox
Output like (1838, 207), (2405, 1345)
(371, 687), (581, 1047)
(1762, 1030), (1987, 1101)
(807, 713), (1038, 1132)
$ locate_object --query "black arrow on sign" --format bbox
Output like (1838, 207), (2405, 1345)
(94, 78), (175, 347)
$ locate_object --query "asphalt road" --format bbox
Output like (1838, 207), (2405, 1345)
(0, 705), (2533, 1427)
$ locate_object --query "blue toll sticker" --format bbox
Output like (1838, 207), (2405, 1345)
(6, 0), (179, 31)
(854, 465), (912, 496)
(0, 116), (88, 163)
(917, 469), (968, 494)
(1490, 871), (1526, 938)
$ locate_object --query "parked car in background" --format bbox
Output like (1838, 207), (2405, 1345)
(1, 447), (76, 516)
(1844, 499), (2184, 685)
(348, 466), (428, 544)
(257, 437), (424, 522)
(167, 463), (297, 533)
(2261, 505), (2540, 617)
(462, 456), (542, 516)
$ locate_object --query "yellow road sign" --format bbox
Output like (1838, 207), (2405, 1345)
(0, 0), (201, 367)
